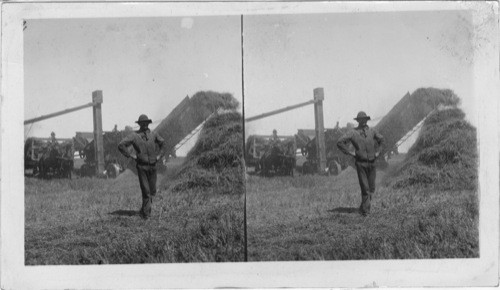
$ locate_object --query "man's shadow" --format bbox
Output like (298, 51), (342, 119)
(108, 210), (139, 217)
(327, 207), (360, 214)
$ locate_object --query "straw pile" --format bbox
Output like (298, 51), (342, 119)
(389, 106), (477, 190)
(375, 88), (461, 154)
(154, 91), (240, 154)
(170, 110), (244, 194)
(190, 91), (240, 120)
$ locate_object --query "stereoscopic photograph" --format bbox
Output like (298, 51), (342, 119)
(23, 16), (245, 264)
(244, 11), (480, 261)
(1, 1), (498, 289)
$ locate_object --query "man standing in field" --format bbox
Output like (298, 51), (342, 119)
(118, 114), (165, 220)
(337, 111), (385, 216)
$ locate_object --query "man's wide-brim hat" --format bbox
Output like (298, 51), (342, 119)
(354, 111), (371, 120)
(135, 114), (152, 124)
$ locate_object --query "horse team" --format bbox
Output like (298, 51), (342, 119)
(25, 138), (74, 179)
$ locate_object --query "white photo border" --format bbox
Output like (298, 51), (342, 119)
(1, 1), (498, 289)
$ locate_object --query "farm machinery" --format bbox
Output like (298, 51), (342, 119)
(298, 125), (354, 175)
(24, 91), (127, 179)
(24, 137), (75, 179)
(24, 130), (122, 179)
(296, 88), (461, 175)
(24, 90), (239, 179)
(245, 87), (460, 176)
(245, 134), (296, 176)
(73, 129), (133, 178)
(245, 88), (327, 175)
(245, 125), (354, 176)
(70, 91), (235, 178)
(24, 91), (107, 178)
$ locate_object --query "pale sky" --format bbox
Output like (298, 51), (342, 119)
(243, 11), (475, 151)
(24, 16), (242, 151)
(25, 11), (477, 154)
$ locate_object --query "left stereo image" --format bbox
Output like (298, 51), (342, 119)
(23, 16), (245, 264)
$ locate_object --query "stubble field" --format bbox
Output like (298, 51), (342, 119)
(246, 155), (479, 261)
(25, 158), (245, 265)
(25, 156), (479, 263)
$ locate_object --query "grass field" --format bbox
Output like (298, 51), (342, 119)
(25, 153), (479, 263)
(25, 158), (244, 265)
(246, 155), (478, 261)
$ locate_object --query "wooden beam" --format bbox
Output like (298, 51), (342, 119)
(24, 102), (96, 125)
(245, 99), (317, 122)
(314, 88), (327, 173)
(92, 91), (105, 176)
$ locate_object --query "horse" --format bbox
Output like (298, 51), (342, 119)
(259, 140), (296, 177)
(38, 143), (74, 179)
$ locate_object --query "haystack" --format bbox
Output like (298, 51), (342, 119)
(154, 91), (240, 155)
(389, 106), (477, 190)
(117, 91), (240, 174)
(375, 88), (460, 154)
(169, 110), (244, 194)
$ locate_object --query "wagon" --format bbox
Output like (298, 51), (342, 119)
(245, 135), (296, 176)
(24, 137), (74, 179)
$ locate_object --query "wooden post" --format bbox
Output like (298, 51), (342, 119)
(314, 88), (326, 173)
(92, 91), (105, 176)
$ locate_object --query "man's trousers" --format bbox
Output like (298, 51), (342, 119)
(136, 163), (157, 218)
(354, 161), (376, 215)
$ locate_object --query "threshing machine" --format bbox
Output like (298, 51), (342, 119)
(298, 88), (461, 175)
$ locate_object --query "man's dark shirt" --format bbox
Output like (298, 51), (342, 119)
(337, 125), (385, 162)
(118, 129), (165, 165)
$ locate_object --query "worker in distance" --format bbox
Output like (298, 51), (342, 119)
(337, 111), (385, 216)
(118, 114), (165, 220)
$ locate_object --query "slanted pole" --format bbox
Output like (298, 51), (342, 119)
(24, 102), (96, 125)
(314, 88), (326, 173)
(92, 91), (105, 176)
(245, 99), (316, 122)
